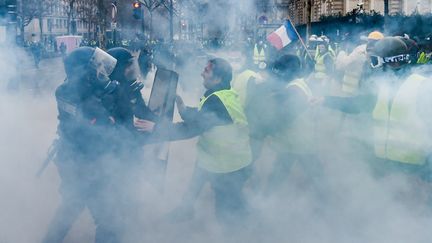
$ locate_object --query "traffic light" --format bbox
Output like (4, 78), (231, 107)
(132, 1), (142, 19)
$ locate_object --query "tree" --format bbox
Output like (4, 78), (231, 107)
(76, 0), (98, 38)
(18, 0), (53, 41)
(63, 0), (77, 34)
(76, 0), (112, 48)
(96, 0), (109, 48)
(78, 0), (111, 48)
(140, 0), (165, 39)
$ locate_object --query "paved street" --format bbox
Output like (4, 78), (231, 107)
(18, 56), (65, 95)
(0, 56), (244, 243)
(1, 0), (432, 241)
(0, 45), (65, 96)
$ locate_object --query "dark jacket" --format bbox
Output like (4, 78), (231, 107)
(55, 81), (116, 162)
(102, 82), (157, 154)
(245, 77), (308, 140)
(109, 83), (156, 130)
(153, 83), (233, 142)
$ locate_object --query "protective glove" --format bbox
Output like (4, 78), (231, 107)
(129, 80), (144, 93)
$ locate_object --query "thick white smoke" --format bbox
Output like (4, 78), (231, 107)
(1, 1), (432, 243)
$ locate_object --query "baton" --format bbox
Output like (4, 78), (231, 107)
(36, 139), (59, 178)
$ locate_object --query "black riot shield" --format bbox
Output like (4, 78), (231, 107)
(148, 68), (179, 120)
(144, 67), (178, 191)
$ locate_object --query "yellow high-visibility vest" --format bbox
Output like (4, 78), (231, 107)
(271, 79), (317, 154)
(196, 89), (252, 173)
(253, 44), (266, 65)
(342, 66), (364, 95)
(417, 52), (430, 64)
(232, 69), (261, 107)
(328, 45), (337, 57)
(314, 47), (334, 79)
(373, 74), (432, 165)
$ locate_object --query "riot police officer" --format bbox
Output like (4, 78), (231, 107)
(42, 47), (120, 243)
(104, 47), (157, 241)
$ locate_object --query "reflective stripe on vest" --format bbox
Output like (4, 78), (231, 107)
(287, 79), (313, 99)
(372, 74), (431, 165)
(271, 79), (317, 154)
(342, 67), (363, 94)
(253, 44), (266, 64)
(197, 89), (252, 173)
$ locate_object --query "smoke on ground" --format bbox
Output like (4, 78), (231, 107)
(1, 1), (432, 243)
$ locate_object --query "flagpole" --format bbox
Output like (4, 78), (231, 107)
(286, 16), (314, 62)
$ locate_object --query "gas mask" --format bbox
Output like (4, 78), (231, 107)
(87, 47), (119, 97)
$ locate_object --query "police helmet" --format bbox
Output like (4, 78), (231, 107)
(64, 47), (118, 95)
(270, 54), (301, 81)
(107, 47), (135, 82)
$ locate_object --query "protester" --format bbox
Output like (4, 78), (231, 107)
(135, 58), (252, 232)
(41, 47), (120, 243)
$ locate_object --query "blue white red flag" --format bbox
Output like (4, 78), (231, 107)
(266, 19), (298, 50)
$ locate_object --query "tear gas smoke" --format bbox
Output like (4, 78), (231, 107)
(1, 1), (432, 243)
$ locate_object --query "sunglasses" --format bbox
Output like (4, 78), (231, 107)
(370, 54), (410, 68)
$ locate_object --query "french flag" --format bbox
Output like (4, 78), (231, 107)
(267, 20), (298, 50)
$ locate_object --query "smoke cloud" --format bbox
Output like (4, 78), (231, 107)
(1, 1), (432, 243)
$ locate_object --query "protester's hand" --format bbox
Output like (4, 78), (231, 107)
(176, 95), (186, 113)
(134, 118), (155, 132)
(309, 96), (325, 106)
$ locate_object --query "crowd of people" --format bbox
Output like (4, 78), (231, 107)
(40, 29), (432, 243)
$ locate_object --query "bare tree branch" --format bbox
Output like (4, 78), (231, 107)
(76, 0), (98, 36)
(63, 0), (77, 34)
(19, 0), (51, 27)
(141, 0), (165, 12)
(161, 1), (179, 17)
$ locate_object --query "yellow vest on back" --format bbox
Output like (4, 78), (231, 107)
(339, 44), (367, 95)
(271, 79), (317, 154)
(342, 66), (363, 95)
(196, 89), (252, 173)
(373, 74), (432, 165)
(253, 44), (266, 65)
(314, 46), (335, 77)
(232, 69), (261, 107)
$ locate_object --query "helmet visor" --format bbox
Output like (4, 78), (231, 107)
(88, 48), (118, 94)
(89, 47), (117, 78)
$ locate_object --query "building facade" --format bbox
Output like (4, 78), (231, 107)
(0, 0), (17, 44)
(22, 0), (95, 43)
(404, 0), (432, 14)
(277, 0), (432, 26)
